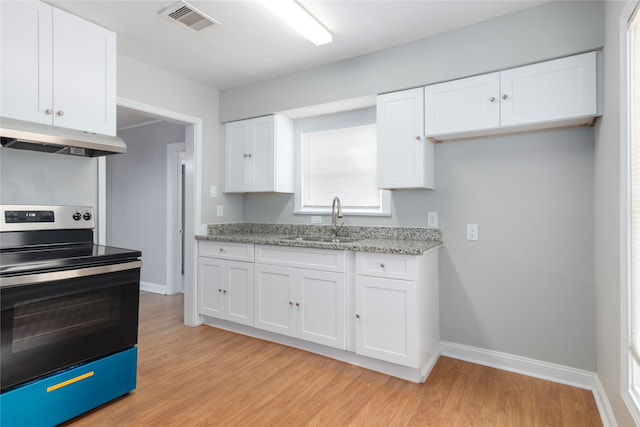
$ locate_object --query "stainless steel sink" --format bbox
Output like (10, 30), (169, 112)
(282, 236), (360, 243)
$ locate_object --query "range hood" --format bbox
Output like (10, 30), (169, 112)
(0, 117), (126, 157)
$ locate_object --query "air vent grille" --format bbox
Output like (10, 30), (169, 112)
(160, 1), (220, 32)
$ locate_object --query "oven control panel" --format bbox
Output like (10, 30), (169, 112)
(0, 205), (94, 231)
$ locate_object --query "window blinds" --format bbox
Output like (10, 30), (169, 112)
(630, 5), (640, 364)
(302, 125), (380, 208)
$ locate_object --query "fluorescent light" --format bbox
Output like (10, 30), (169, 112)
(260, 0), (332, 46)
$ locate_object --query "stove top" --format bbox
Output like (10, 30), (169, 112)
(0, 244), (142, 275)
(0, 205), (142, 277)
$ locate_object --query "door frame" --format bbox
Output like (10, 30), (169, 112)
(97, 96), (204, 327)
(167, 141), (185, 295)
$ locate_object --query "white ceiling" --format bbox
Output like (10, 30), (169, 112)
(47, 0), (549, 129)
(49, 0), (549, 90)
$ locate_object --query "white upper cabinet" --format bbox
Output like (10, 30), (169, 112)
(499, 52), (597, 127)
(0, 1), (116, 136)
(424, 73), (500, 136)
(424, 52), (598, 141)
(377, 87), (434, 190)
(224, 115), (294, 193)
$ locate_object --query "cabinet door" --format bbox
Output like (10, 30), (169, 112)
(297, 270), (346, 349)
(226, 262), (254, 326)
(355, 276), (418, 367)
(0, 1), (53, 124)
(499, 52), (596, 127)
(225, 121), (249, 192)
(424, 72), (500, 137)
(198, 258), (225, 319)
(377, 88), (433, 189)
(52, 7), (116, 135)
(248, 116), (275, 191)
(254, 264), (295, 336)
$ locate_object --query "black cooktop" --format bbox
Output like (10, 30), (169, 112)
(0, 243), (142, 276)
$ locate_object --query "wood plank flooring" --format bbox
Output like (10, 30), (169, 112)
(65, 292), (602, 426)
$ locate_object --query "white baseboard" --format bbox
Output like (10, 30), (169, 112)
(440, 341), (595, 390)
(140, 281), (166, 295)
(592, 375), (617, 427)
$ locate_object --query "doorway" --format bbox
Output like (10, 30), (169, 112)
(98, 97), (203, 327)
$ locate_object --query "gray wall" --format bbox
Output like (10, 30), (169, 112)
(107, 121), (185, 288)
(117, 54), (243, 226)
(594, 1), (635, 425)
(0, 147), (97, 208)
(223, 1), (604, 372)
(220, 1), (603, 123)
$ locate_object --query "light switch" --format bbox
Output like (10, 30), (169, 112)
(217, 205), (223, 217)
(209, 185), (217, 198)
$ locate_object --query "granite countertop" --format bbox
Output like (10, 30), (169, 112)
(196, 224), (443, 256)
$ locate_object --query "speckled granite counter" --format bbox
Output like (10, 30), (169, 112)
(196, 224), (443, 255)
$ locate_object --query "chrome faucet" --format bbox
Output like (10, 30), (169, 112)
(331, 196), (344, 237)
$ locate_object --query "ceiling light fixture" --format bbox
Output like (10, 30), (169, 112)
(260, 0), (332, 46)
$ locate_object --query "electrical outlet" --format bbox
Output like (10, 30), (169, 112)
(467, 224), (478, 241)
(217, 205), (223, 217)
(209, 185), (217, 198)
(427, 212), (438, 227)
(311, 216), (322, 224)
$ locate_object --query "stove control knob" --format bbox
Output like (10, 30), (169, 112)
(72, 212), (82, 221)
(83, 212), (92, 221)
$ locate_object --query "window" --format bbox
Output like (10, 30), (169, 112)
(293, 108), (390, 215)
(626, 1), (640, 422)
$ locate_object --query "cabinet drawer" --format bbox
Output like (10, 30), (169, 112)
(0, 347), (137, 427)
(255, 245), (345, 272)
(355, 252), (417, 281)
(199, 241), (254, 262)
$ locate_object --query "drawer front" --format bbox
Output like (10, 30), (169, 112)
(355, 252), (417, 280)
(255, 245), (345, 273)
(199, 241), (254, 262)
(1, 347), (137, 427)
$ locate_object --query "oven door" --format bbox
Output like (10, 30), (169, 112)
(0, 261), (141, 392)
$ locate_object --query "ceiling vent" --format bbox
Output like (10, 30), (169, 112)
(159, 1), (220, 32)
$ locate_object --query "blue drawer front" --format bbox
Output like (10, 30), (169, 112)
(1, 347), (137, 427)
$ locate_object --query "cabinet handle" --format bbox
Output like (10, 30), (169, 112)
(218, 288), (223, 293)
(489, 97), (496, 103)
(45, 109), (53, 115)
(296, 302), (300, 308)
(380, 263), (385, 268)
(223, 290), (227, 294)
(501, 94), (509, 100)
(57, 110), (64, 117)
(218, 248), (225, 253)
(355, 314), (360, 319)
(289, 301), (294, 306)
(415, 136), (421, 141)
(247, 153), (252, 158)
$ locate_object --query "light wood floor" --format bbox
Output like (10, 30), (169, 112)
(65, 291), (602, 426)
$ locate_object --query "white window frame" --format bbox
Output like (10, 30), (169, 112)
(622, 1), (640, 424)
(292, 107), (391, 216)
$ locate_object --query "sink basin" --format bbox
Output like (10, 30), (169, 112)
(283, 236), (360, 244)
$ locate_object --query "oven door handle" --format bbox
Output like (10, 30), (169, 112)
(0, 260), (143, 288)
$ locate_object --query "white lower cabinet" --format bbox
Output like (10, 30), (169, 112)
(254, 245), (346, 350)
(354, 251), (439, 369)
(198, 242), (254, 326)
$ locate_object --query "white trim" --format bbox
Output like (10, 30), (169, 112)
(102, 96), (204, 327)
(440, 341), (596, 390)
(166, 142), (185, 296)
(595, 375), (620, 427)
(97, 157), (106, 245)
(140, 281), (167, 295)
(620, 1), (640, 425)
